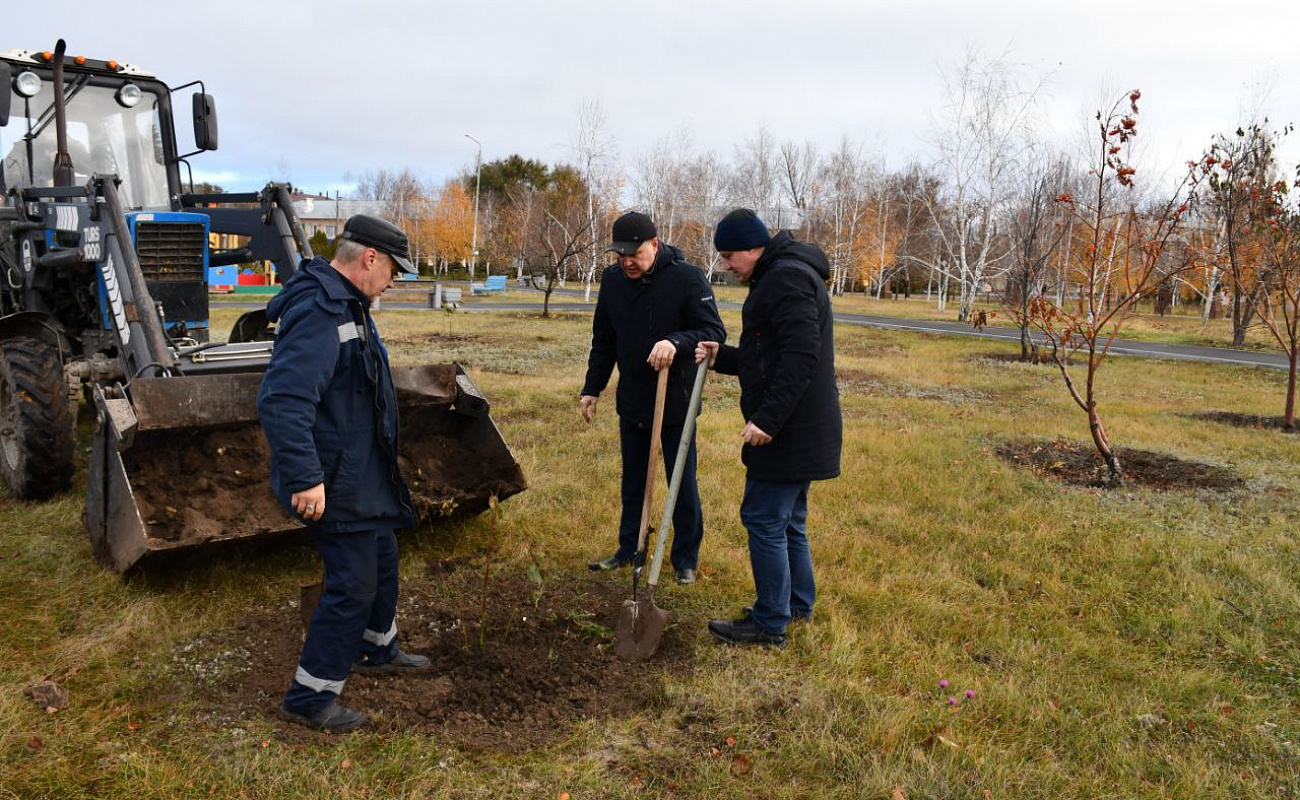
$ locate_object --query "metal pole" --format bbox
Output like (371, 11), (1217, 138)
(465, 133), (482, 283)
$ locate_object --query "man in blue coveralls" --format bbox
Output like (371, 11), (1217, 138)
(258, 214), (429, 732)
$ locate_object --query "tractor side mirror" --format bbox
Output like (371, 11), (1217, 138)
(0, 63), (12, 127)
(192, 92), (218, 151)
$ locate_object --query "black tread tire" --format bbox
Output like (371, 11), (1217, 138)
(0, 336), (74, 499)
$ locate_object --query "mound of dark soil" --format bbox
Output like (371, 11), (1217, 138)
(1191, 411), (1298, 433)
(996, 439), (1245, 491)
(199, 558), (692, 752)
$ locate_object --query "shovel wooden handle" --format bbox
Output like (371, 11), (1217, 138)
(635, 368), (670, 557)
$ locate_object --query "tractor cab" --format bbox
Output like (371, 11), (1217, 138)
(0, 51), (178, 209)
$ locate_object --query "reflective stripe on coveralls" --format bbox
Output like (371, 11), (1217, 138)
(294, 665), (346, 695)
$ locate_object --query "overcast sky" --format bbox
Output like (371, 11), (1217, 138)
(12, 0), (1299, 196)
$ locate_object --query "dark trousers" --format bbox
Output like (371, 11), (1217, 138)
(283, 526), (400, 714)
(741, 478), (815, 635)
(616, 416), (704, 571)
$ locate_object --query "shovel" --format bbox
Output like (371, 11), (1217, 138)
(615, 360), (709, 662)
(629, 368), (671, 601)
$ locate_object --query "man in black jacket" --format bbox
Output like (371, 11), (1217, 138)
(581, 212), (726, 585)
(695, 209), (842, 647)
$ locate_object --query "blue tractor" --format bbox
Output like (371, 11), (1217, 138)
(0, 41), (525, 571)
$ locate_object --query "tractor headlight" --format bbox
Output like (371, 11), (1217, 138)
(14, 70), (41, 98)
(115, 82), (142, 108)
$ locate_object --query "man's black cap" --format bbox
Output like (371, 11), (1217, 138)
(607, 212), (658, 256)
(340, 214), (418, 276)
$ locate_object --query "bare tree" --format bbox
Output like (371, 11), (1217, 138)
(730, 125), (780, 225)
(633, 127), (693, 243)
(1000, 152), (1073, 359)
(571, 97), (620, 302)
(780, 139), (820, 213)
(678, 150), (728, 278)
(536, 188), (595, 318)
(1031, 90), (1205, 485)
(920, 48), (1045, 320)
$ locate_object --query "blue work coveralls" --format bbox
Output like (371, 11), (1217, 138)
(257, 257), (417, 716)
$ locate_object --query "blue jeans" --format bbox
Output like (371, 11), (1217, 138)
(617, 417), (704, 571)
(741, 478), (815, 635)
(284, 526), (400, 714)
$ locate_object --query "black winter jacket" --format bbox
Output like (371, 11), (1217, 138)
(582, 244), (726, 427)
(257, 258), (416, 532)
(713, 232), (842, 482)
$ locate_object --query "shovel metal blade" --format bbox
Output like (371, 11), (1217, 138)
(614, 597), (669, 662)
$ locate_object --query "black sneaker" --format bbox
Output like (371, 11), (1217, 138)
(352, 649), (432, 675)
(674, 568), (697, 585)
(741, 605), (812, 624)
(707, 617), (786, 648)
(588, 553), (637, 572)
(277, 700), (366, 733)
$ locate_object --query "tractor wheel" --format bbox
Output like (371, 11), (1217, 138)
(0, 336), (75, 499)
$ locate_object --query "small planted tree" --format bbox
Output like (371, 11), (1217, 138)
(1030, 90), (1204, 485)
(1245, 157), (1300, 427)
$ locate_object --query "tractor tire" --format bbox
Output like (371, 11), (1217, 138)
(0, 336), (75, 499)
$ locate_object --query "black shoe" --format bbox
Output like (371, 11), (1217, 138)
(588, 553), (635, 572)
(707, 617), (786, 648)
(741, 605), (813, 624)
(352, 649), (432, 675)
(675, 568), (697, 585)
(277, 700), (366, 733)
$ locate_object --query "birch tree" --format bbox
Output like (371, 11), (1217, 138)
(922, 48), (1044, 320)
(571, 97), (620, 301)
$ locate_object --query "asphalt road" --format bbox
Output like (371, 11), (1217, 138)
(215, 289), (1290, 372)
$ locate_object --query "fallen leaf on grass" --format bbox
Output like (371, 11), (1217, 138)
(628, 775), (645, 791)
(22, 681), (69, 712)
(724, 736), (736, 748)
(340, 758), (353, 769)
(893, 787), (908, 800)
(730, 753), (752, 777)
(1048, 699), (1060, 712)
(936, 734), (960, 750)
(558, 793), (570, 800)
(27, 736), (43, 752)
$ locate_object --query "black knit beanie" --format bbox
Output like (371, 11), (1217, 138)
(713, 208), (771, 252)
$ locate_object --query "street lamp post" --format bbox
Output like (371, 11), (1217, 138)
(465, 133), (482, 282)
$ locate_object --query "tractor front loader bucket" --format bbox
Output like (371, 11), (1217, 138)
(84, 364), (526, 573)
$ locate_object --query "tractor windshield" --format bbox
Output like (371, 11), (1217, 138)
(1, 76), (171, 209)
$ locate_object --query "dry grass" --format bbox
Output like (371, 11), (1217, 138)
(0, 306), (1297, 799)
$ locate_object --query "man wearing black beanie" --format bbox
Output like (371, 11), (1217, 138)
(695, 208), (842, 647)
(581, 212), (727, 585)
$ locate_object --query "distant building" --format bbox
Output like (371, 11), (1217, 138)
(291, 194), (388, 240)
